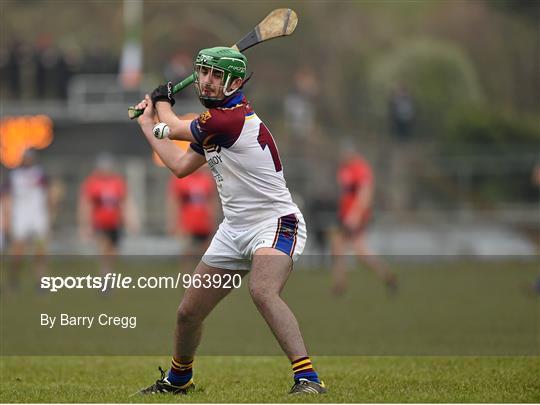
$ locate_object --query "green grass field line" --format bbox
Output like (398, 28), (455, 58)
(1, 356), (538, 403)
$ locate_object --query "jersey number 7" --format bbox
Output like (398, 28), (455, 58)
(257, 123), (282, 172)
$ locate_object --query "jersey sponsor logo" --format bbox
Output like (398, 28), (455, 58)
(206, 155), (224, 187)
(209, 166), (224, 187)
(199, 111), (212, 124)
(207, 155), (222, 168)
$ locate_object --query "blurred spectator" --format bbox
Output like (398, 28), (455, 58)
(0, 180), (8, 253)
(162, 52), (192, 99)
(529, 155), (540, 294)
(83, 46), (118, 74)
(388, 85), (415, 141)
(532, 154), (540, 187)
(284, 67), (318, 138)
(78, 153), (138, 275)
(331, 144), (397, 296)
(35, 44), (70, 99)
(2, 149), (56, 291)
(2, 36), (83, 100)
(166, 167), (217, 256)
(5, 40), (23, 100)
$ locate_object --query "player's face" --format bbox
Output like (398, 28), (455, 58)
(197, 66), (225, 98)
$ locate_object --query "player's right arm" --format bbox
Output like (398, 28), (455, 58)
(149, 82), (196, 142)
(136, 95), (206, 178)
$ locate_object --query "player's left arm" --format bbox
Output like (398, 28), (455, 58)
(136, 95), (206, 178)
(154, 101), (196, 142)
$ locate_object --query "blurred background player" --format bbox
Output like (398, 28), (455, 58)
(0, 182), (9, 253)
(2, 149), (55, 291)
(78, 152), (138, 275)
(166, 166), (217, 257)
(331, 144), (397, 295)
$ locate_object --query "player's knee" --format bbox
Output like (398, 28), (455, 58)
(248, 283), (276, 307)
(176, 305), (201, 325)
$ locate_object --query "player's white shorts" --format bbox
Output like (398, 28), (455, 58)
(11, 209), (49, 241)
(202, 212), (307, 271)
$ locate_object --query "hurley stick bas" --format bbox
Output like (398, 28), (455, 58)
(128, 8), (298, 119)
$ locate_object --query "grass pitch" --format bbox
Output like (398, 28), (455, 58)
(1, 356), (539, 402)
(1, 258), (539, 402)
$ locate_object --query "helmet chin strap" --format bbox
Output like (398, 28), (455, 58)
(223, 74), (237, 97)
(223, 72), (252, 96)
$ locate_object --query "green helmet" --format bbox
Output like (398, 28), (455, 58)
(194, 46), (248, 108)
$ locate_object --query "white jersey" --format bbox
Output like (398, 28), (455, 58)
(7, 165), (49, 240)
(190, 92), (299, 228)
(8, 165), (49, 216)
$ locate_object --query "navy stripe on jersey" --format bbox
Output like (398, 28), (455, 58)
(190, 120), (206, 145)
(190, 142), (204, 156)
(221, 92), (244, 108)
(272, 214), (299, 257)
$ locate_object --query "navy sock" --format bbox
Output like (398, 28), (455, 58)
(167, 358), (193, 386)
(292, 357), (320, 383)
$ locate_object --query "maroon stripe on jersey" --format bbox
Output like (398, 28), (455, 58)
(190, 102), (250, 149)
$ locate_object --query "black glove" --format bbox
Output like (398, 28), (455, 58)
(151, 81), (175, 106)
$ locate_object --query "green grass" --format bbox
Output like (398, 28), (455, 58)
(1, 258), (539, 402)
(1, 356), (539, 403)
(2, 259), (538, 356)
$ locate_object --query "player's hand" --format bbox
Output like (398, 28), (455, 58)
(151, 82), (175, 106)
(135, 95), (155, 127)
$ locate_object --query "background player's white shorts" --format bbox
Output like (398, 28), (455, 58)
(11, 209), (49, 241)
(202, 212), (307, 271)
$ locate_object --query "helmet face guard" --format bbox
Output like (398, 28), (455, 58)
(194, 64), (230, 109)
(194, 47), (247, 108)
